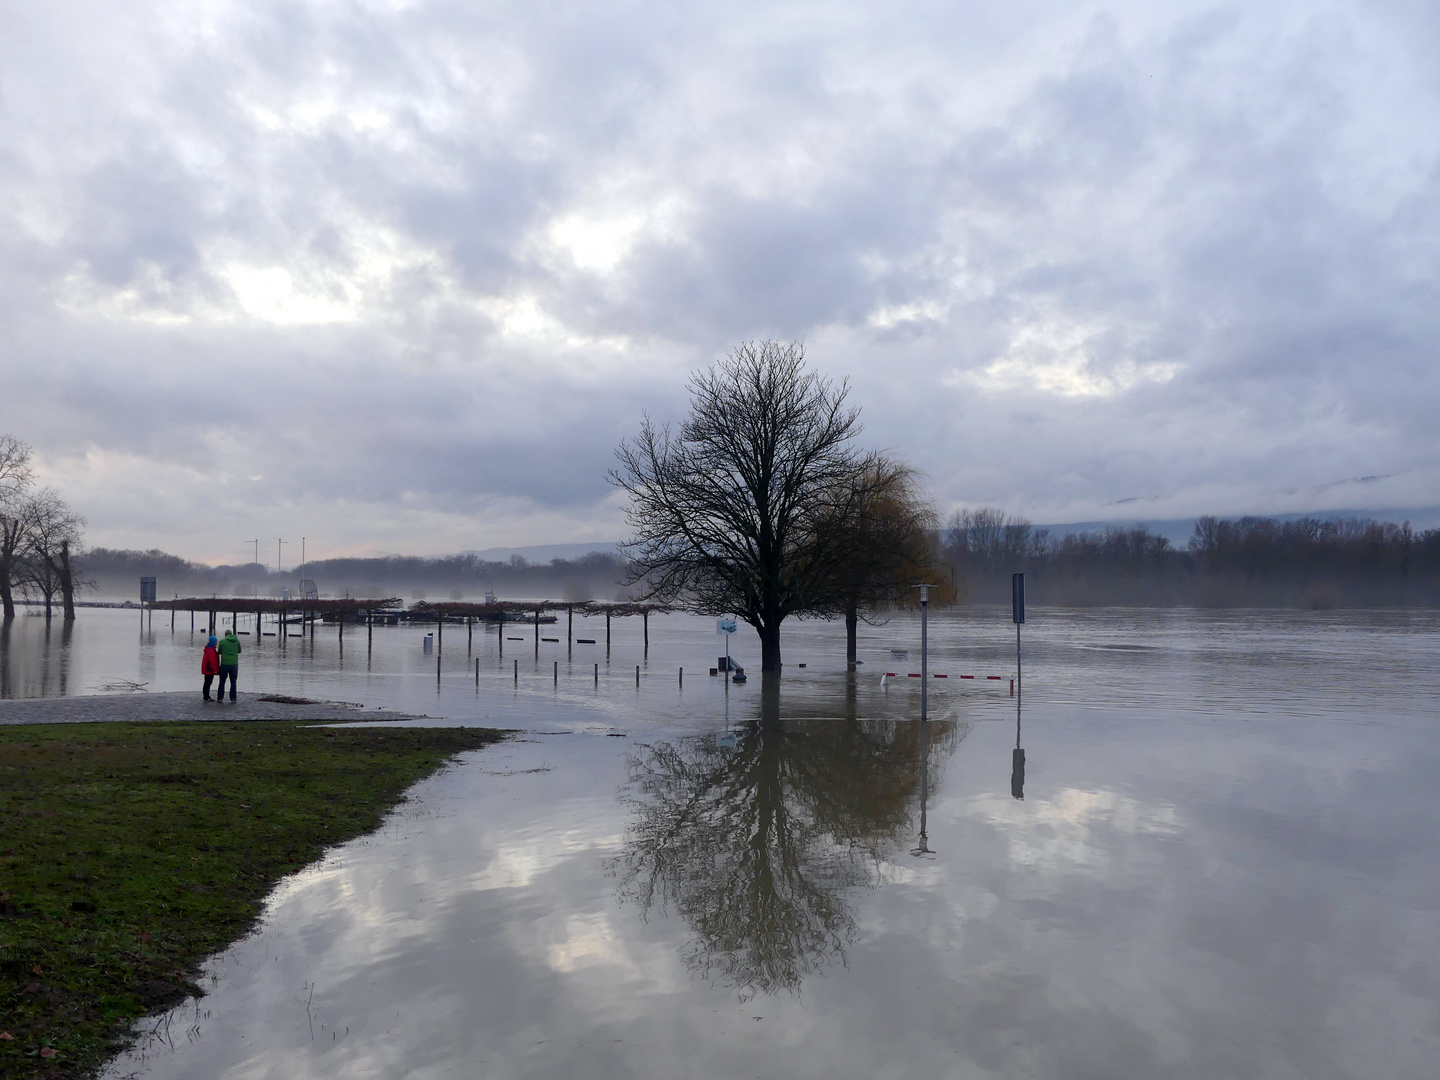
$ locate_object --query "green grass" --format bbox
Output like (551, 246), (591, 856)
(0, 721), (506, 1078)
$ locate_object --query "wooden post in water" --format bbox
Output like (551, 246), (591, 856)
(605, 609), (611, 659)
(498, 611), (504, 660)
(467, 616), (472, 653)
(533, 606), (540, 654)
(643, 610), (648, 656)
(567, 605), (573, 655)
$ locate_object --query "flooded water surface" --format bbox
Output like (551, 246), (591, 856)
(6, 607), (1438, 1078)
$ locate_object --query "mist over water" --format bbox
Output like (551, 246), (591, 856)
(6, 608), (1438, 1078)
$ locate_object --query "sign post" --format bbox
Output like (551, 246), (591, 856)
(140, 577), (157, 631)
(716, 617), (737, 675)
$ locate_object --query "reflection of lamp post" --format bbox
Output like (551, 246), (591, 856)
(1011, 696), (1025, 800)
(911, 583), (936, 857)
(911, 713), (934, 857)
(1011, 572), (1026, 799)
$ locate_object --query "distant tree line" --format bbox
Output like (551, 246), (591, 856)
(82, 548), (631, 603)
(0, 435), (87, 619)
(944, 508), (1440, 607)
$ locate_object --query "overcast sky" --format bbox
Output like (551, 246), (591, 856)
(2, 0), (1436, 563)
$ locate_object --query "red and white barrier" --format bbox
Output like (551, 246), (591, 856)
(881, 671), (1014, 693)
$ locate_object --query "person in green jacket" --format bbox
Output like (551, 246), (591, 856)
(216, 628), (242, 702)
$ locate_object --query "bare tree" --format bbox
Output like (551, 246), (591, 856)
(816, 455), (947, 668)
(25, 488), (87, 619)
(0, 436), (36, 619)
(944, 507), (1048, 575)
(611, 341), (864, 672)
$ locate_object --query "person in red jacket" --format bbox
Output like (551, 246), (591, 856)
(201, 635), (220, 701)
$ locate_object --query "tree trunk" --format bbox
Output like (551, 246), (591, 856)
(758, 619), (782, 672)
(845, 605), (858, 669)
(0, 576), (13, 620)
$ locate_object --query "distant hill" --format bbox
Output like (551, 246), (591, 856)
(460, 542), (623, 563)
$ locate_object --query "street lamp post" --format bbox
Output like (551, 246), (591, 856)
(916, 583), (931, 722)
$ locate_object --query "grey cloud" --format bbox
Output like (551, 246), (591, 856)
(1, 0), (1438, 556)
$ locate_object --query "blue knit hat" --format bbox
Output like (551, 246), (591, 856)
(208, 636), (218, 646)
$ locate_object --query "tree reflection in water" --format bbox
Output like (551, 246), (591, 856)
(613, 676), (961, 998)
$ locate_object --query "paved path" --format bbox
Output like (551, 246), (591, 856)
(0, 692), (426, 726)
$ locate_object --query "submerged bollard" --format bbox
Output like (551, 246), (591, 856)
(475, 657), (479, 686)
(513, 658), (518, 685)
(594, 662), (598, 687)
(679, 667), (683, 687)
(636, 664), (640, 688)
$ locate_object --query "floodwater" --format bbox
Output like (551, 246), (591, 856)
(5, 606), (1439, 1078)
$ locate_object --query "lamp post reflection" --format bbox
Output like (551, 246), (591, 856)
(910, 715), (935, 858)
(615, 674), (959, 998)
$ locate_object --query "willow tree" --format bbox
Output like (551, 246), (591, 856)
(612, 341), (864, 672)
(808, 454), (948, 668)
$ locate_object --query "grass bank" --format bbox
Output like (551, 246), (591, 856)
(0, 721), (506, 1078)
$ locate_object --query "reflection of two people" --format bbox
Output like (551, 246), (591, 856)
(614, 675), (956, 998)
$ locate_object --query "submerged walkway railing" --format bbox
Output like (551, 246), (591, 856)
(147, 596), (674, 656)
